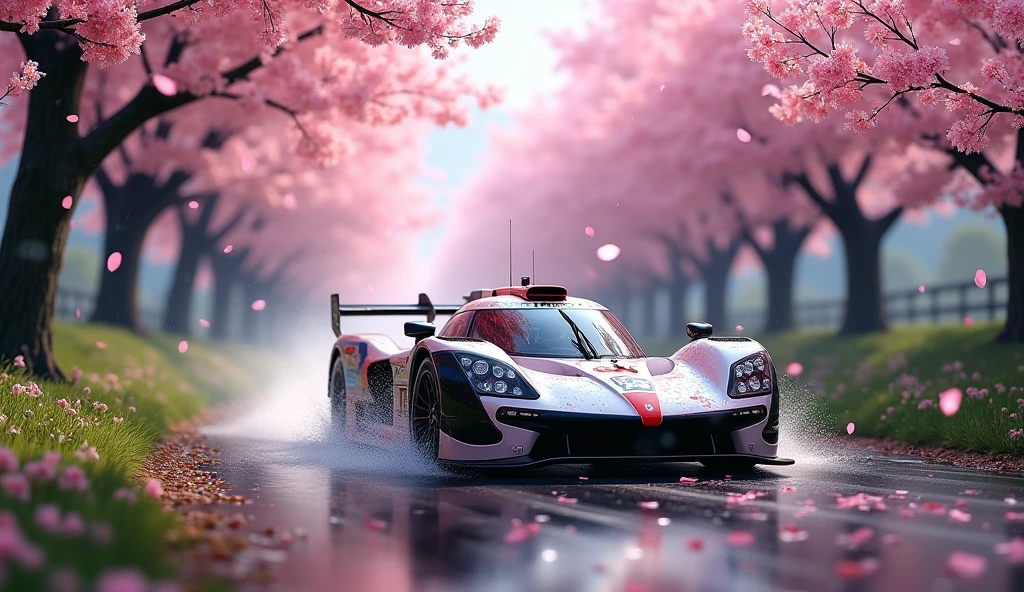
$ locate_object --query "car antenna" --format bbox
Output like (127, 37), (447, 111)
(532, 250), (536, 284)
(508, 219), (513, 287)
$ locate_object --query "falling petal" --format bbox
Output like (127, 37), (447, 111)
(596, 244), (621, 262)
(188, 201), (199, 209)
(61, 196), (73, 209)
(95, 341), (107, 350)
(846, 422), (855, 435)
(151, 74), (178, 96)
(939, 388), (963, 416)
(106, 252), (122, 272)
(786, 362), (803, 376)
(727, 531), (754, 547)
(949, 38), (962, 45)
(975, 269), (987, 288)
(178, 341), (188, 354)
(69, 221), (76, 229)
(199, 319), (210, 328)
(251, 300), (267, 311)
(736, 128), (752, 143)
(66, 114), (78, 123)
(585, 226), (595, 237)
(75, 309), (81, 319)
(945, 551), (987, 578)
(918, 285), (925, 293)
(963, 316), (973, 327)
(282, 193), (298, 210)
(223, 245), (233, 254)
(241, 156), (251, 171)
(659, 84), (666, 92)
(761, 84), (782, 98)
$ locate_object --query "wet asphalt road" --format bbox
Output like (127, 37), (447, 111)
(203, 433), (1024, 592)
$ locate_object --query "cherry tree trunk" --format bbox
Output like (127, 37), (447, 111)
(699, 241), (740, 331)
(998, 204), (1024, 343)
(760, 224), (808, 333)
(668, 275), (690, 337)
(210, 259), (241, 340)
(0, 36), (87, 378)
(837, 224), (887, 335)
(163, 235), (203, 336)
(90, 222), (147, 332)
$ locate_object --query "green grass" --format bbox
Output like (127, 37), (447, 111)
(648, 322), (1024, 454)
(1, 323), (263, 590)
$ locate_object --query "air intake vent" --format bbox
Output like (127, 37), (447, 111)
(525, 285), (567, 301)
(709, 337), (752, 342)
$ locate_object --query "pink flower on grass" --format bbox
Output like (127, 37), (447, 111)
(128, 406), (136, 413)
(55, 399), (69, 408)
(96, 569), (149, 592)
(66, 408), (77, 417)
(93, 402), (108, 412)
(24, 461), (56, 482)
(144, 478), (163, 499)
(58, 466), (89, 492)
(112, 417), (124, 424)
(113, 488), (137, 503)
(13, 355), (25, 368)
(62, 512), (85, 537)
(34, 505), (61, 532)
(43, 451), (61, 466)
(0, 447), (18, 472)
(1, 473), (30, 501)
(75, 446), (99, 463)
(946, 551), (987, 578)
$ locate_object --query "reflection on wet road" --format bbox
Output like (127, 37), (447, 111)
(206, 433), (1024, 592)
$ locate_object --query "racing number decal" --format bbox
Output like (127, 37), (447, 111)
(622, 392), (663, 427)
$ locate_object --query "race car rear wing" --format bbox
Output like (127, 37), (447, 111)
(330, 293), (462, 337)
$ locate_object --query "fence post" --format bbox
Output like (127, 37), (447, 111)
(989, 279), (998, 320)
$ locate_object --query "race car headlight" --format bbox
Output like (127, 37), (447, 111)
(609, 376), (654, 392)
(728, 352), (773, 398)
(455, 353), (538, 399)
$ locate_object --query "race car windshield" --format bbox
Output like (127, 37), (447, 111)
(469, 308), (644, 359)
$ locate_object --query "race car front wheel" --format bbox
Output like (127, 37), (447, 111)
(329, 355), (346, 435)
(411, 359), (441, 460)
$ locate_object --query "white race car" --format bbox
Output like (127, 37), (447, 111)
(328, 279), (793, 470)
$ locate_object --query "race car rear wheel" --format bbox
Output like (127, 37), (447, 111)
(411, 359), (441, 460)
(329, 355), (347, 434)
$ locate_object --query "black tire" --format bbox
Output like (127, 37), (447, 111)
(410, 359), (441, 460)
(329, 355), (347, 434)
(699, 458), (758, 473)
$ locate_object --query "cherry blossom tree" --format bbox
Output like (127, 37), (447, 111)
(743, 0), (1024, 341)
(0, 1), (499, 376)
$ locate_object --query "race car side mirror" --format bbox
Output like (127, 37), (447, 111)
(685, 322), (713, 341)
(404, 321), (436, 342)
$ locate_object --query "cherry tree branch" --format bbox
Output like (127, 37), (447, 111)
(0, 1), (204, 33)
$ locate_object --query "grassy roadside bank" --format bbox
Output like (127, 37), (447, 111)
(649, 322), (1024, 456)
(1, 323), (267, 590)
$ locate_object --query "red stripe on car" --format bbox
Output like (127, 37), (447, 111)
(622, 391), (663, 427)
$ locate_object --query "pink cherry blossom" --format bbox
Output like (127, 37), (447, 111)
(251, 300), (267, 311)
(596, 244), (621, 261)
(975, 269), (987, 288)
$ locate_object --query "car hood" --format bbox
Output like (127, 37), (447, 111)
(506, 356), (733, 418)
